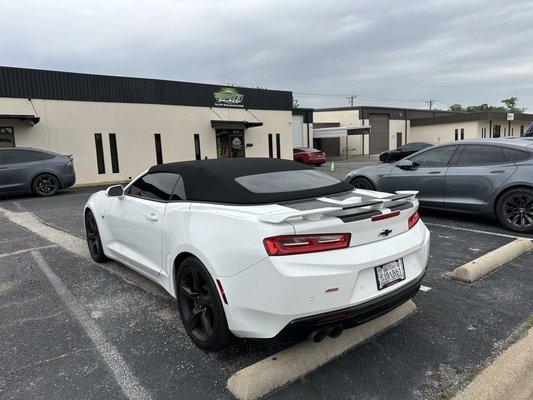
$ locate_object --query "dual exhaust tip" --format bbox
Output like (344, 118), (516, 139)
(310, 325), (343, 343)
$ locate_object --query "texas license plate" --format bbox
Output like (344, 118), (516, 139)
(375, 259), (405, 290)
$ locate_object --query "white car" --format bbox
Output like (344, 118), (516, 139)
(84, 158), (430, 350)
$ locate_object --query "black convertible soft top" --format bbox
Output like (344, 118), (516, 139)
(148, 158), (353, 204)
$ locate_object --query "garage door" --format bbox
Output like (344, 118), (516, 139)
(369, 114), (389, 154)
(292, 115), (304, 148)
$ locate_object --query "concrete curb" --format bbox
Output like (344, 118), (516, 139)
(226, 300), (417, 400)
(452, 238), (533, 283)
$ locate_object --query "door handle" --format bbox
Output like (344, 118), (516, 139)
(146, 213), (159, 221)
(490, 170), (505, 174)
(428, 171), (441, 174)
(0, 166), (7, 170)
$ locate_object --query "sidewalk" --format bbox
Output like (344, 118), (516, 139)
(454, 325), (533, 400)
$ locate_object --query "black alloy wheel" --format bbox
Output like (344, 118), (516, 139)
(177, 257), (232, 350)
(496, 188), (533, 233)
(350, 177), (375, 190)
(85, 211), (107, 262)
(32, 174), (59, 196)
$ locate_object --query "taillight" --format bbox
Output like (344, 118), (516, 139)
(408, 211), (420, 229)
(263, 233), (351, 256)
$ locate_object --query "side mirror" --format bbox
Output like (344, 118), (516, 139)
(106, 185), (124, 198)
(397, 159), (416, 170)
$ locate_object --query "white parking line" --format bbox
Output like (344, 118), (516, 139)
(0, 207), (167, 298)
(419, 285), (431, 292)
(31, 250), (153, 400)
(424, 222), (532, 241)
(0, 245), (59, 258)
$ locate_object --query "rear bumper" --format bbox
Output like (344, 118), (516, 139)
(274, 271), (424, 342)
(60, 172), (76, 189)
(220, 221), (430, 339)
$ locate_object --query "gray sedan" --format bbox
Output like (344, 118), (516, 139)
(345, 139), (533, 233)
(0, 147), (76, 197)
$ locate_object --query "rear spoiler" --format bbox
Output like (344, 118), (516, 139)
(258, 190), (418, 224)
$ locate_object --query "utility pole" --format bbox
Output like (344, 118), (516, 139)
(426, 99), (436, 110)
(347, 95), (356, 107)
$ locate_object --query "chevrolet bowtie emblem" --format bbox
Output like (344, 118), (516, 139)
(379, 229), (393, 237)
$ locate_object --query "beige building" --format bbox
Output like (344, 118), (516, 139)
(313, 106), (533, 156)
(410, 112), (533, 143)
(0, 67), (293, 185)
(313, 106), (453, 156)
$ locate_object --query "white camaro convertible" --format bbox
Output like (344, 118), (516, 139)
(84, 158), (430, 350)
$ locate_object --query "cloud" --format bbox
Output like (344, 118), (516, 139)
(2, 0), (533, 110)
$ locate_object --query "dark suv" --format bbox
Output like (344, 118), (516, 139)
(0, 148), (76, 197)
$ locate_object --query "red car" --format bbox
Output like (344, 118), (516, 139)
(293, 147), (327, 166)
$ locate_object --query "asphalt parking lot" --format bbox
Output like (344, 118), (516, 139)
(1, 167), (532, 400)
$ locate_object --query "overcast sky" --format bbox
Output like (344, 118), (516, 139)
(2, 0), (533, 110)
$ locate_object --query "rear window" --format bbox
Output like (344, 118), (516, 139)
(235, 170), (341, 193)
(4, 149), (54, 164)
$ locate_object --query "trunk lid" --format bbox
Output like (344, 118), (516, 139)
(280, 190), (418, 247)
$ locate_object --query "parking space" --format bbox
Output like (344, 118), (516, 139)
(1, 172), (532, 400)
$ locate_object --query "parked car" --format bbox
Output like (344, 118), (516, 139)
(379, 142), (434, 163)
(84, 158), (429, 350)
(293, 147), (326, 166)
(346, 139), (533, 233)
(0, 147), (76, 197)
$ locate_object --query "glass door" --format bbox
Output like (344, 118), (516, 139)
(216, 129), (245, 158)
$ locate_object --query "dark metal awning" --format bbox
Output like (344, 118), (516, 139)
(211, 120), (263, 130)
(0, 99), (40, 125)
(0, 114), (40, 124)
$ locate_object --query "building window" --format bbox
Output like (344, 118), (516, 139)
(460, 128), (464, 140)
(0, 127), (15, 148)
(454, 129), (458, 141)
(194, 133), (201, 160)
(276, 133), (281, 158)
(154, 133), (163, 165)
(481, 127), (486, 138)
(521, 125), (525, 136)
(268, 134), (273, 158)
(109, 133), (119, 173)
(493, 125), (501, 138)
(94, 133), (105, 174)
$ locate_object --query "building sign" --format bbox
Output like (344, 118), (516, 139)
(214, 86), (244, 108)
(507, 113), (515, 121)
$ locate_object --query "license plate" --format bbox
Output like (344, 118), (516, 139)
(375, 259), (405, 290)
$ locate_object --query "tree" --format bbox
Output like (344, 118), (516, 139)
(501, 97), (524, 113)
(448, 97), (524, 113)
(449, 104), (464, 112)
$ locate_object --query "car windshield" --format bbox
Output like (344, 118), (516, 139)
(235, 170), (341, 193)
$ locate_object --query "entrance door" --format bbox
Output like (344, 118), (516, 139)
(396, 132), (402, 148)
(0, 127), (15, 148)
(216, 129), (245, 158)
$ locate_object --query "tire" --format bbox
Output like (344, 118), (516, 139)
(84, 211), (108, 263)
(495, 188), (533, 233)
(32, 173), (60, 196)
(176, 257), (233, 351)
(350, 177), (376, 190)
